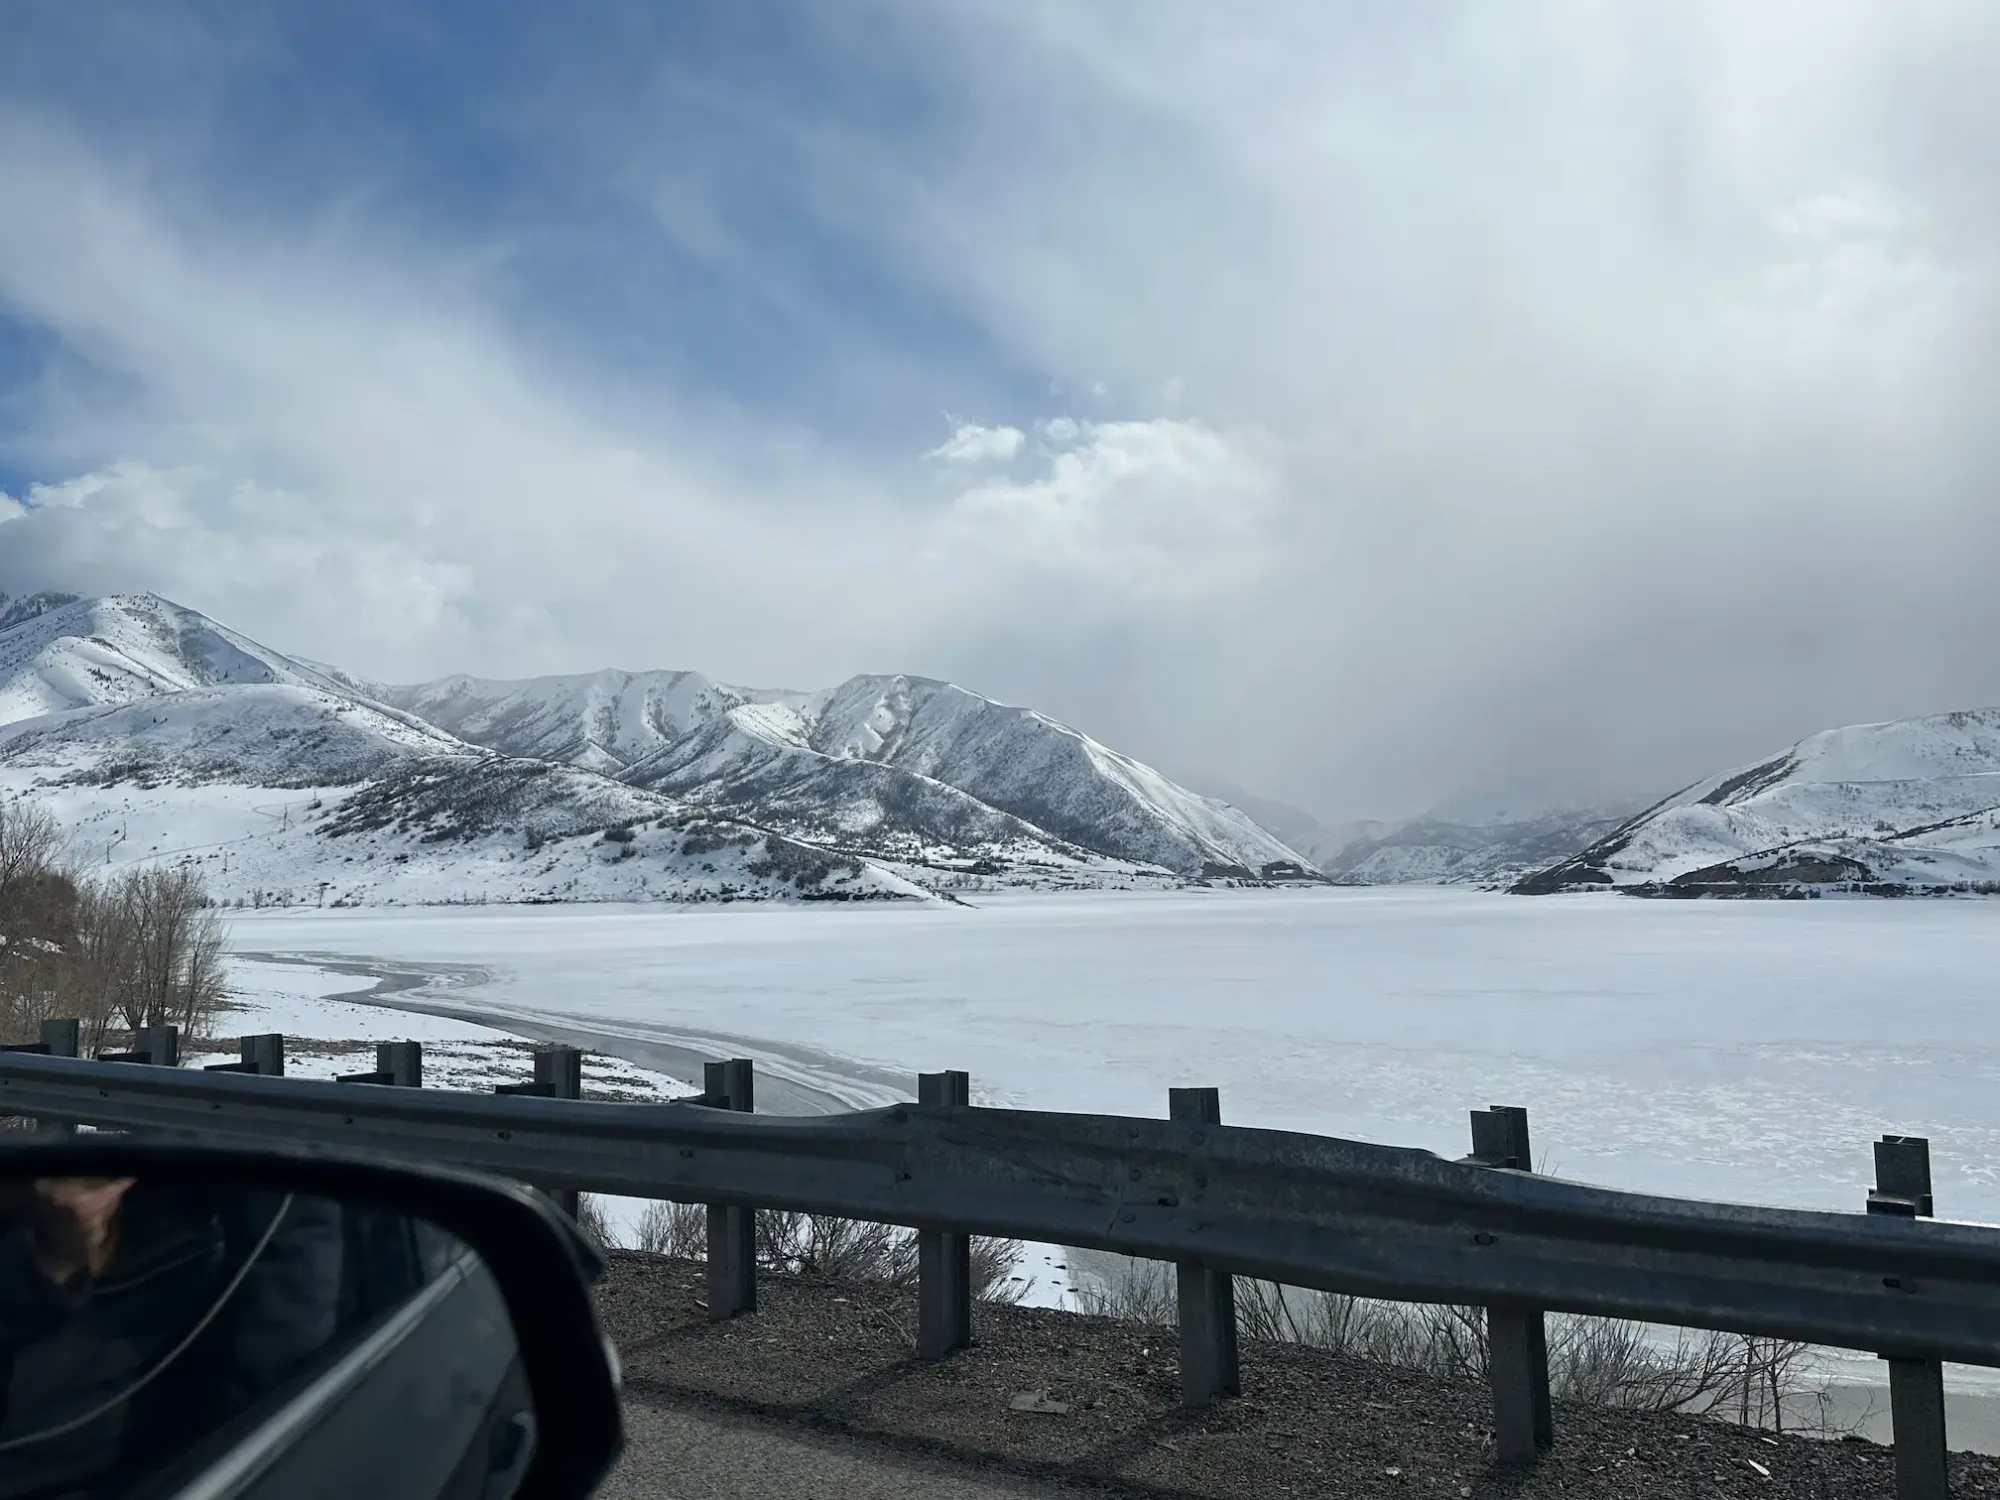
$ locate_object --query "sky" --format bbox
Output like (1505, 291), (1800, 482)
(1, 2), (1997, 823)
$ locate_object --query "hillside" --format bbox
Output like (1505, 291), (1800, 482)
(0, 595), (926, 906)
(1515, 709), (2000, 894)
(0, 591), (1312, 904)
(1321, 802), (1642, 887)
(373, 670), (1310, 877)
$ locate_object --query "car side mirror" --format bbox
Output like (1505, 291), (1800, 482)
(0, 1137), (622, 1500)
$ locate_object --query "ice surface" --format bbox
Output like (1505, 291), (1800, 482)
(224, 887), (2000, 1225)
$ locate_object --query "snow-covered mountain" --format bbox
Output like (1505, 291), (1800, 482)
(364, 668), (796, 776)
(0, 591), (376, 724)
(0, 595), (924, 906)
(0, 592), (1312, 905)
(1515, 709), (2000, 894)
(1319, 801), (1644, 886)
(369, 669), (1311, 877)
(1170, 768), (1644, 888)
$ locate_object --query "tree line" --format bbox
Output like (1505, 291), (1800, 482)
(0, 801), (229, 1052)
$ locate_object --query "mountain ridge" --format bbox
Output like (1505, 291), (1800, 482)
(1514, 708), (2000, 894)
(0, 592), (1316, 904)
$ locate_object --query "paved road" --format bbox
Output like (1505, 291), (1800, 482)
(597, 1395), (1082, 1500)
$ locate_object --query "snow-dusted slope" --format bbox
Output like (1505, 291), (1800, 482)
(367, 669), (802, 775)
(803, 676), (1304, 875)
(0, 594), (927, 907)
(1322, 802), (1643, 887)
(1516, 709), (2000, 893)
(1, 590), (1313, 894)
(0, 684), (462, 787)
(621, 697), (1109, 869)
(0, 592), (372, 726)
(6, 752), (923, 908)
(388, 668), (1312, 877)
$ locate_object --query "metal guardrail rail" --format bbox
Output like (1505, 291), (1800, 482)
(0, 1042), (1983, 1494)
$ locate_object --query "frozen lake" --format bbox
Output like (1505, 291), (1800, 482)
(227, 886), (2000, 1223)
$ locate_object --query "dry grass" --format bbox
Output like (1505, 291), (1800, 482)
(583, 1195), (1028, 1302)
(1075, 1258), (1849, 1433)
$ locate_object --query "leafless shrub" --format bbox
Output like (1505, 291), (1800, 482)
(1075, 1262), (1832, 1430)
(972, 1237), (1031, 1305)
(610, 1199), (1025, 1302)
(756, 1210), (918, 1286)
(1071, 1255), (1178, 1325)
(574, 1193), (613, 1249)
(628, 1199), (708, 1258)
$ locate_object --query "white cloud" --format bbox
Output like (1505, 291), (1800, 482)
(8, 1), (2000, 816)
(941, 418), (1276, 600)
(925, 421), (1026, 464)
(0, 118), (921, 685)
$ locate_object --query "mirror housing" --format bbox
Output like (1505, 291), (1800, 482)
(0, 1136), (623, 1500)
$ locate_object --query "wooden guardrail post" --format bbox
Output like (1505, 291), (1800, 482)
(704, 1058), (757, 1319)
(204, 1033), (288, 1075)
(338, 1039), (424, 1087)
(493, 1045), (584, 1216)
(41, 1019), (79, 1058)
(1470, 1105), (1552, 1464)
(537, 1047), (583, 1218)
(97, 1025), (180, 1066)
(0, 1020), (80, 1133)
(1870, 1134), (1948, 1500)
(918, 1070), (973, 1359)
(378, 1039), (422, 1088)
(138, 1025), (179, 1066)
(1171, 1086), (1240, 1407)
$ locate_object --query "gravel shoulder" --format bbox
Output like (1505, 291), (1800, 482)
(594, 1251), (2000, 1500)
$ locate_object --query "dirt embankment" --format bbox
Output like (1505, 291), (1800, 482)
(593, 1251), (2000, 1500)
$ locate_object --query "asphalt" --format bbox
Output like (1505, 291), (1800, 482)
(598, 1395), (1086, 1500)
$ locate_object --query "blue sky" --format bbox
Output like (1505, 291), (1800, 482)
(2, 2), (1998, 818)
(0, 2), (1051, 494)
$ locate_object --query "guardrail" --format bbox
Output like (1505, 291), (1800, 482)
(0, 1022), (1983, 1497)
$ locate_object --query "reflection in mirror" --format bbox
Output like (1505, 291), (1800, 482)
(0, 1174), (534, 1500)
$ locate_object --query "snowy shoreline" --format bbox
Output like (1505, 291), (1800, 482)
(209, 949), (1079, 1308)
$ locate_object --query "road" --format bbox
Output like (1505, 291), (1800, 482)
(598, 1394), (1080, 1500)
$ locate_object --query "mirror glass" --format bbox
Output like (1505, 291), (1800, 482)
(0, 1174), (534, 1500)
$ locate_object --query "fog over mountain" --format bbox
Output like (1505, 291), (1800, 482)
(4, 5), (1999, 822)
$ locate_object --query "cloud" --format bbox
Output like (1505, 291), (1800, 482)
(943, 418), (1274, 599)
(4, 4), (2000, 820)
(925, 421), (1026, 464)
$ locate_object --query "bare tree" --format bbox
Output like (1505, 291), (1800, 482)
(2, 801), (230, 1052)
(0, 801), (64, 908)
(106, 865), (229, 1037)
(0, 802), (81, 1045)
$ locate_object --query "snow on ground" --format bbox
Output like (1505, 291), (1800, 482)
(215, 886), (2000, 1338)
(195, 956), (701, 1100)
(188, 956), (701, 1249)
